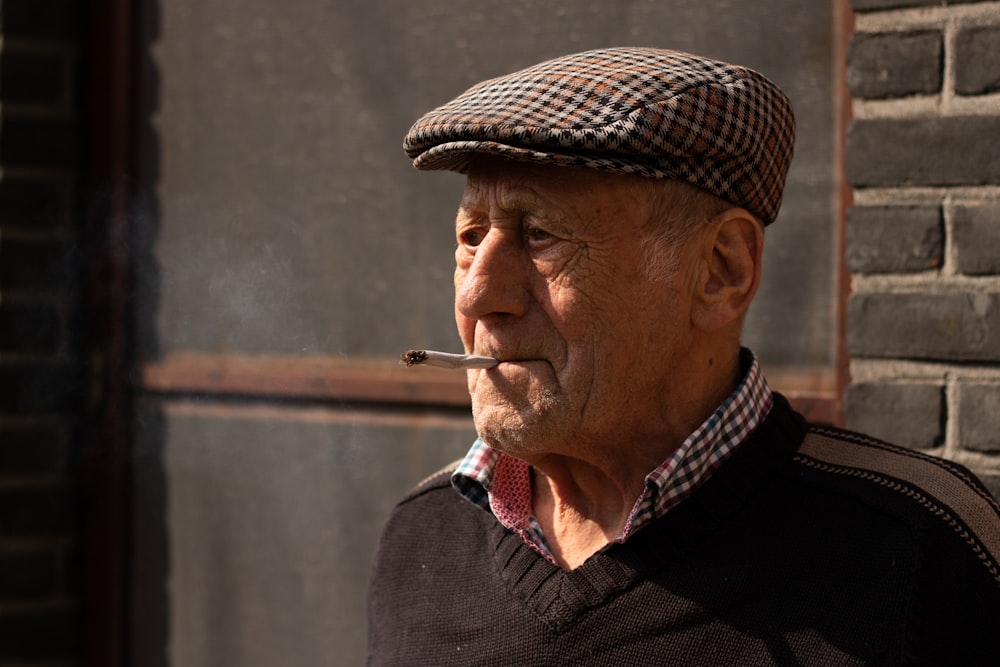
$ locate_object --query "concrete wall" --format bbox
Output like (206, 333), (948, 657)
(129, 2), (845, 666)
(845, 0), (1000, 493)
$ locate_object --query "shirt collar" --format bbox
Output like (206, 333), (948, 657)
(452, 348), (773, 542)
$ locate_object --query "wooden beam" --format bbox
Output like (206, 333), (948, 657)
(138, 353), (842, 425)
(138, 353), (473, 406)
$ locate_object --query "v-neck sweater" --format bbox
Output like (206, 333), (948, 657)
(452, 348), (773, 564)
(367, 394), (1000, 666)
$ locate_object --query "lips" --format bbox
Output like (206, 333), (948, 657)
(482, 353), (545, 365)
(481, 356), (553, 373)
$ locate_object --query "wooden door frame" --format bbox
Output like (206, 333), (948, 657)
(79, 0), (138, 664)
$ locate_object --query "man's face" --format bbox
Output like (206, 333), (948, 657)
(454, 160), (704, 460)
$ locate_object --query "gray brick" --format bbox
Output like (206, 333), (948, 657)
(847, 205), (942, 273)
(0, 117), (79, 170)
(0, 485), (73, 538)
(0, 239), (75, 291)
(846, 116), (1000, 187)
(0, 605), (76, 661)
(847, 292), (1000, 362)
(0, 421), (70, 478)
(955, 25), (1000, 95)
(0, 178), (72, 230)
(848, 31), (942, 99)
(0, 303), (62, 354)
(0, 547), (58, 600)
(846, 382), (944, 449)
(1, 0), (81, 40)
(0, 362), (79, 412)
(0, 51), (68, 106)
(853, 0), (993, 9)
(958, 383), (1000, 452)
(952, 203), (1000, 275)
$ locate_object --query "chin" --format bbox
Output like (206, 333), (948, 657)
(473, 394), (565, 458)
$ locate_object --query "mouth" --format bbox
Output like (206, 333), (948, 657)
(485, 356), (550, 369)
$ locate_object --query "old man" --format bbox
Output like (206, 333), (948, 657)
(367, 47), (1000, 665)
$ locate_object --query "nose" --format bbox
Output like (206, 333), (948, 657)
(455, 229), (530, 321)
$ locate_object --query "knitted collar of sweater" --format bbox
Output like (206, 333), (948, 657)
(477, 393), (809, 632)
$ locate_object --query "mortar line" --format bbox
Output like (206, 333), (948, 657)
(941, 191), (957, 277)
(855, 2), (1000, 33)
(941, 14), (957, 116)
(944, 373), (960, 458)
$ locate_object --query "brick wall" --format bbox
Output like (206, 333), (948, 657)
(845, 0), (1000, 497)
(0, 0), (83, 664)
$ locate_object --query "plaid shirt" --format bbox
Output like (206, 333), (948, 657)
(452, 348), (773, 565)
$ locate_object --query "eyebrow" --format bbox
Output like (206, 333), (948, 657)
(457, 185), (573, 230)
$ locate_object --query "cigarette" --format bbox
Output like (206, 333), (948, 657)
(400, 349), (499, 370)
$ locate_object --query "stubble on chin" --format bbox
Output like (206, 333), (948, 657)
(471, 385), (565, 458)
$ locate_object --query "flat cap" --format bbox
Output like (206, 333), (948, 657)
(404, 47), (795, 225)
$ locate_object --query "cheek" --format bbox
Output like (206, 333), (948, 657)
(546, 278), (621, 343)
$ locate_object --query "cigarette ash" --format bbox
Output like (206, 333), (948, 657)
(401, 349), (429, 367)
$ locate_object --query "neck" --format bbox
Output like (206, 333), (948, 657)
(528, 345), (743, 569)
(530, 457), (641, 569)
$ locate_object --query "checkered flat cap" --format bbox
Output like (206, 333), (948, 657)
(404, 47), (795, 225)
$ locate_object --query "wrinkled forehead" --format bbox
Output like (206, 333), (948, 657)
(461, 157), (650, 203)
(457, 157), (656, 234)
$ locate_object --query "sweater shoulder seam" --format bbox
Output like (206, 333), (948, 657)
(796, 425), (1000, 586)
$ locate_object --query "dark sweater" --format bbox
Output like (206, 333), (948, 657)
(367, 395), (1000, 666)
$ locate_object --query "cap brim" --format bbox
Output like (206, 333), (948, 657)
(412, 140), (679, 180)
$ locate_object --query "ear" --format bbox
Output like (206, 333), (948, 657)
(691, 208), (764, 333)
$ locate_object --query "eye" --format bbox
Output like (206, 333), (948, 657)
(525, 226), (554, 245)
(458, 228), (485, 247)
